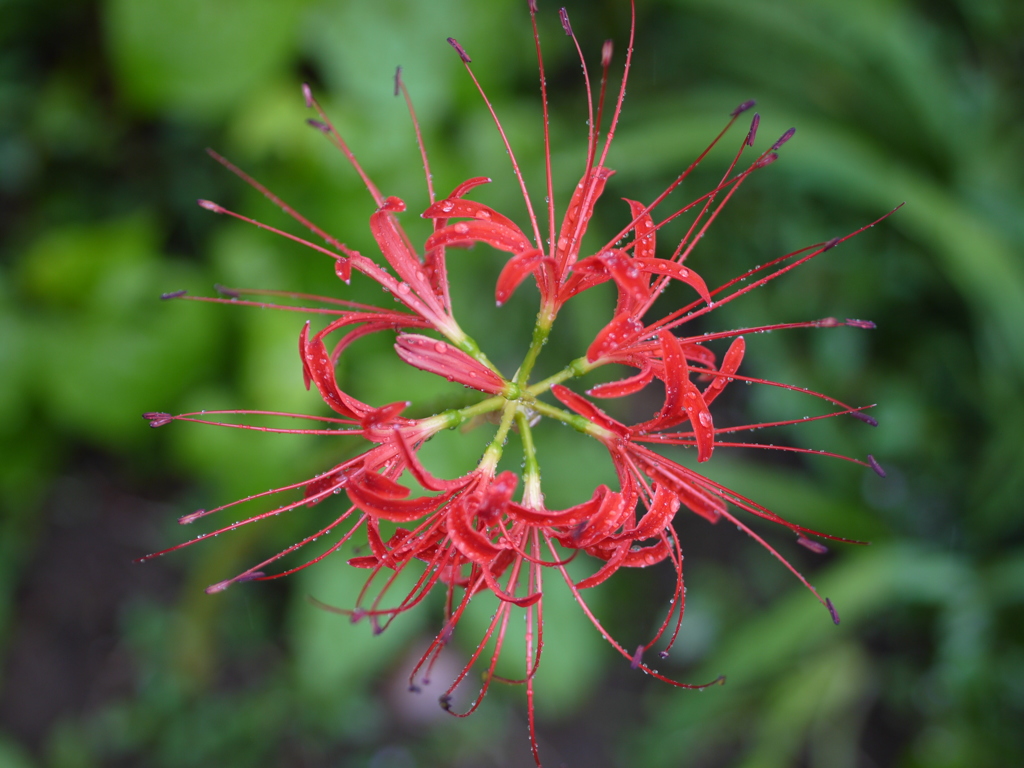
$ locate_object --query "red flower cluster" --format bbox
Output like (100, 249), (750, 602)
(144, 2), (889, 764)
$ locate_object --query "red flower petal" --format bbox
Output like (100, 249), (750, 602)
(552, 384), (630, 438)
(394, 333), (508, 395)
(425, 219), (534, 255)
(702, 336), (745, 405)
(556, 166), (615, 270)
(494, 248), (553, 306)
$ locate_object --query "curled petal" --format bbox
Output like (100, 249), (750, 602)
(394, 334), (508, 394)
(369, 197), (439, 305)
(347, 473), (448, 522)
(477, 471), (519, 522)
(618, 538), (671, 568)
(447, 497), (503, 564)
(481, 567), (543, 607)
(651, 331), (715, 462)
(391, 426), (472, 492)
(624, 199), (656, 260)
(632, 483), (681, 540)
(566, 490), (629, 548)
(304, 466), (354, 507)
(445, 176), (492, 200)
(557, 166), (615, 269)
(361, 401), (409, 429)
(587, 312), (645, 362)
(552, 385), (630, 438)
(421, 197), (522, 235)
(494, 249), (554, 305)
(425, 219), (534, 255)
(635, 258), (711, 305)
(300, 322), (370, 419)
(643, 461), (726, 524)
(576, 541), (631, 589)
(506, 485), (611, 527)
(575, 249), (650, 304)
(702, 336), (745, 405)
(587, 361), (655, 398)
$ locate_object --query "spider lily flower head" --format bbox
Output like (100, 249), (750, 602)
(144, 1), (893, 764)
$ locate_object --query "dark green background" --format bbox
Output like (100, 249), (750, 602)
(2, 0), (1022, 766)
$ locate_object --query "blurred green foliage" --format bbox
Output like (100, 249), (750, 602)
(1, 0), (1022, 766)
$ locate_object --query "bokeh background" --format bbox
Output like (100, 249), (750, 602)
(2, 0), (1023, 766)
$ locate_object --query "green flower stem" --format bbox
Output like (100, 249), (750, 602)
(520, 397), (617, 442)
(526, 355), (600, 396)
(515, 309), (556, 388)
(515, 410), (543, 508)
(480, 399), (520, 473)
(451, 332), (504, 377)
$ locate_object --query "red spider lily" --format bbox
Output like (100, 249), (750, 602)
(144, 1), (891, 765)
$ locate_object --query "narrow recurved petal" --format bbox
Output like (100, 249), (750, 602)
(586, 311), (645, 362)
(494, 249), (552, 306)
(702, 336), (746, 405)
(624, 199), (657, 260)
(300, 322), (371, 419)
(347, 473), (449, 523)
(587, 361), (655, 399)
(575, 540), (631, 590)
(446, 495), (504, 564)
(552, 384), (630, 438)
(642, 460), (726, 524)
(659, 331), (715, 462)
(505, 485), (611, 527)
(425, 219), (534, 255)
(556, 166), (615, 272)
(632, 483), (681, 540)
(635, 257), (711, 305)
(421, 197), (523, 235)
(368, 196), (442, 307)
(394, 334), (509, 395)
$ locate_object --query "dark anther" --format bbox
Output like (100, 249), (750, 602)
(160, 290), (187, 300)
(845, 318), (876, 329)
(850, 411), (878, 427)
(745, 113), (760, 146)
(143, 412), (174, 427)
(447, 37), (472, 63)
(771, 127), (796, 151)
(731, 99), (756, 117)
(214, 284), (241, 298)
(306, 118), (330, 133)
(559, 8), (573, 36)
(796, 535), (828, 554)
(867, 454), (886, 478)
(631, 645), (644, 669)
(826, 597), (841, 625)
